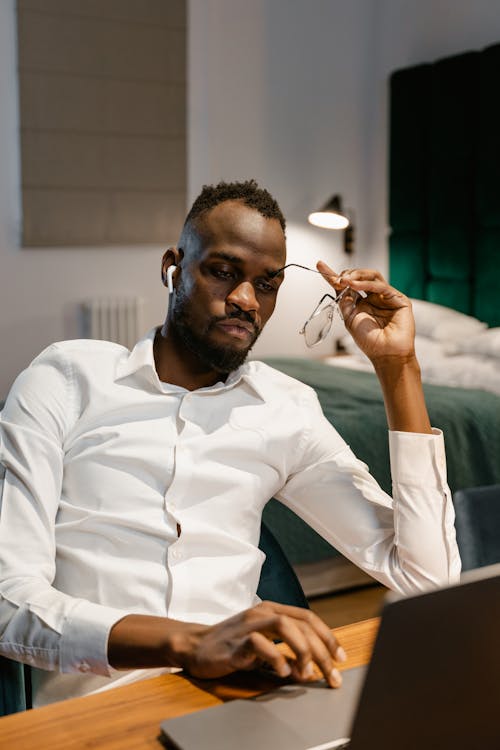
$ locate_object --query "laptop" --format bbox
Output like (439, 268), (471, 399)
(160, 564), (500, 749)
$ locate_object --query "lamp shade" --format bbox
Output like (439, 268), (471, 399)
(308, 194), (349, 230)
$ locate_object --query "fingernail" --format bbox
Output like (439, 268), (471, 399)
(330, 668), (342, 687)
(302, 662), (314, 679)
(336, 646), (347, 663)
(281, 662), (292, 677)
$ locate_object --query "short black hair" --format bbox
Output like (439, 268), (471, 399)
(184, 179), (286, 235)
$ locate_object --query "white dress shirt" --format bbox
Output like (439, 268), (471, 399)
(0, 328), (460, 706)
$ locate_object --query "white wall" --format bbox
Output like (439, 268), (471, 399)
(3, 0), (500, 395)
(189, 0), (500, 361)
(0, 0), (173, 397)
(189, 0), (377, 360)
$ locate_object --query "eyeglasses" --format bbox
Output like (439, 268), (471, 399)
(299, 289), (351, 347)
(271, 263), (353, 348)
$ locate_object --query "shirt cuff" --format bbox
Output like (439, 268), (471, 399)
(388, 428), (448, 488)
(59, 599), (130, 676)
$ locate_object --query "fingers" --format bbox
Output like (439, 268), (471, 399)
(189, 602), (347, 688)
(316, 261), (372, 298)
(337, 270), (407, 309)
(316, 260), (338, 281)
(235, 627), (341, 688)
(257, 602), (345, 658)
(316, 261), (384, 287)
(316, 262), (408, 310)
(327, 267), (385, 293)
(234, 631), (292, 678)
(249, 603), (347, 688)
(339, 272), (396, 304)
(293, 621), (343, 688)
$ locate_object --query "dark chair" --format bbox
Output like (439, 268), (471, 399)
(257, 521), (309, 608)
(0, 657), (28, 717)
(0, 469), (29, 717)
(453, 484), (500, 571)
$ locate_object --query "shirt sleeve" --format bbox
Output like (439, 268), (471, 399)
(0, 346), (128, 675)
(275, 390), (461, 594)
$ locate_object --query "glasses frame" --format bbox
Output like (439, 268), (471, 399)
(299, 288), (351, 348)
(269, 263), (321, 278)
(269, 262), (359, 348)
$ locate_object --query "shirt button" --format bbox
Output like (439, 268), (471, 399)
(171, 549), (181, 559)
(79, 660), (91, 673)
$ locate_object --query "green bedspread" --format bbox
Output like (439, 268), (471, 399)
(262, 357), (500, 565)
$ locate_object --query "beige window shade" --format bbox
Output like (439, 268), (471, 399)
(17, 0), (186, 246)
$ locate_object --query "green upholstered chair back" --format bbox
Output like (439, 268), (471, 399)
(0, 657), (28, 717)
(257, 522), (309, 609)
(389, 43), (500, 326)
(0, 467), (32, 717)
(453, 485), (500, 572)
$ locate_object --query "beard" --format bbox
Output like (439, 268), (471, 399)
(170, 286), (261, 373)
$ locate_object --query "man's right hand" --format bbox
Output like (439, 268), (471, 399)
(108, 602), (346, 688)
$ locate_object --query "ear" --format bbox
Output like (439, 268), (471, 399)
(161, 247), (182, 290)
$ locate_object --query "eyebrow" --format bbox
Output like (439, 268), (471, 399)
(208, 251), (283, 279)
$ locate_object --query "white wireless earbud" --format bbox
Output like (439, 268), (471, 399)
(166, 265), (177, 294)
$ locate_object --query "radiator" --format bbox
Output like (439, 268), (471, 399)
(82, 297), (144, 350)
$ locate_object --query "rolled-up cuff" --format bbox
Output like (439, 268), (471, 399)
(389, 428), (447, 488)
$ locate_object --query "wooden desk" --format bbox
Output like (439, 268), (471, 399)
(0, 618), (378, 750)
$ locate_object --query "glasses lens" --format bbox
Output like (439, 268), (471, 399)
(303, 303), (335, 347)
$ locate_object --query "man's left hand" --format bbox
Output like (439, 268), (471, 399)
(317, 261), (415, 365)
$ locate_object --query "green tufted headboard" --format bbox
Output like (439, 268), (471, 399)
(389, 43), (500, 326)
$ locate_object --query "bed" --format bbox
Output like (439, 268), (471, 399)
(262, 41), (500, 597)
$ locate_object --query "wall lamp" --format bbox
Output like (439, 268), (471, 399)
(308, 194), (354, 255)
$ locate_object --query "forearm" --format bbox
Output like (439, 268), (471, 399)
(278, 433), (460, 594)
(318, 265), (433, 434)
(107, 614), (206, 670)
(374, 355), (432, 434)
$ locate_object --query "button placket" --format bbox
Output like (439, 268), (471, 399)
(164, 390), (204, 516)
(164, 395), (192, 573)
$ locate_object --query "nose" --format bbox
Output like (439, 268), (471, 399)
(226, 281), (259, 314)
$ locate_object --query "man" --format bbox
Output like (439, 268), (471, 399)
(0, 180), (460, 707)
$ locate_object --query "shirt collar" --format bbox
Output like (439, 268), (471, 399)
(115, 327), (158, 383)
(115, 327), (266, 400)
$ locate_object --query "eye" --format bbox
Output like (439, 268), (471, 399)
(255, 278), (278, 293)
(210, 266), (236, 280)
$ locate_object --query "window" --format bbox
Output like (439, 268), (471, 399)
(17, 0), (186, 246)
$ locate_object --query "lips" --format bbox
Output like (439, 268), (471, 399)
(215, 319), (256, 341)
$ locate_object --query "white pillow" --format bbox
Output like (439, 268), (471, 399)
(420, 352), (500, 394)
(451, 327), (500, 359)
(339, 334), (449, 364)
(414, 335), (450, 362)
(410, 299), (487, 342)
